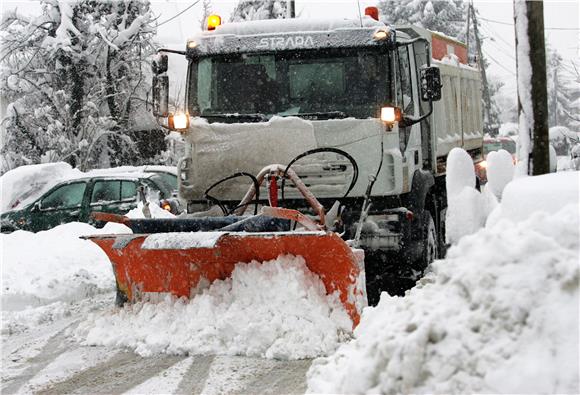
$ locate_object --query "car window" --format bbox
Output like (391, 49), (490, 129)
(91, 181), (121, 204)
(150, 174), (177, 192)
(121, 181), (137, 201)
(155, 173), (178, 191)
(41, 182), (86, 210)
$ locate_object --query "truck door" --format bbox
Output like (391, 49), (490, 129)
(396, 45), (422, 187)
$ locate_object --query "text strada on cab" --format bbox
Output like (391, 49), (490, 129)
(256, 36), (315, 50)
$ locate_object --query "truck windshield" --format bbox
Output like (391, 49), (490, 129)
(188, 48), (391, 121)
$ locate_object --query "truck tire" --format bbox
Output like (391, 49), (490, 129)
(417, 211), (438, 270)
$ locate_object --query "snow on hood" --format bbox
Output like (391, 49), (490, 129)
(75, 255), (353, 360)
(307, 195), (579, 393)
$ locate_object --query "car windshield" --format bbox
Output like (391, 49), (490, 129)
(188, 48), (392, 120)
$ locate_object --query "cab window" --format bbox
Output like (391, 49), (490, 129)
(41, 182), (86, 210)
(397, 46), (415, 116)
(91, 181), (121, 204)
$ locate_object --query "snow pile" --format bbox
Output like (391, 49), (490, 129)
(485, 149), (514, 199)
(445, 148), (489, 244)
(125, 201), (175, 219)
(307, 201), (579, 394)
(1, 222), (117, 309)
(487, 171), (578, 226)
(0, 162), (81, 213)
(76, 255), (352, 360)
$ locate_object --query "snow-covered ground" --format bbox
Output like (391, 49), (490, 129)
(2, 167), (578, 393)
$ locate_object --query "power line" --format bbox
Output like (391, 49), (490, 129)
(157, 0), (202, 27)
(479, 16), (580, 31)
(480, 20), (515, 51)
(483, 49), (516, 76)
(479, 23), (517, 61)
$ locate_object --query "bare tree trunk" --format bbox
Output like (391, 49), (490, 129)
(514, 0), (550, 176)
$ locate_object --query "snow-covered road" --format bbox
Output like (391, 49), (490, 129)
(2, 293), (312, 395)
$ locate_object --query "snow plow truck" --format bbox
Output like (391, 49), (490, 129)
(87, 7), (483, 326)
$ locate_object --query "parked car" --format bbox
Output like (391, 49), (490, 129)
(89, 165), (178, 193)
(0, 173), (179, 233)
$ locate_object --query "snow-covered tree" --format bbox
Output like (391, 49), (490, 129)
(0, 0), (156, 173)
(379, 0), (466, 39)
(200, 0), (213, 29)
(230, 0), (288, 22)
(546, 47), (579, 129)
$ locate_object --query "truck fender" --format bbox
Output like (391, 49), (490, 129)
(406, 169), (435, 214)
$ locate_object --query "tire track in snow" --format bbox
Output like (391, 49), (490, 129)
(174, 355), (216, 394)
(232, 359), (312, 394)
(2, 321), (77, 394)
(36, 352), (184, 394)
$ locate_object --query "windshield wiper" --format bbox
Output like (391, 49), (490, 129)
(201, 113), (269, 122)
(288, 111), (347, 120)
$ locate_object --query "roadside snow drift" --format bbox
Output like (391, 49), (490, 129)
(75, 255), (352, 360)
(307, 173), (579, 394)
(1, 222), (119, 309)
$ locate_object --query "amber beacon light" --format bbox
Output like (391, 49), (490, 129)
(207, 14), (221, 31)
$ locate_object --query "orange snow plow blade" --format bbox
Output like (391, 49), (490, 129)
(87, 231), (365, 327)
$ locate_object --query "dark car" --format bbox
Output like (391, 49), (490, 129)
(0, 173), (178, 233)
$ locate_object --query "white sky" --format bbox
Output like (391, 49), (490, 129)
(2, 0), (579, 101)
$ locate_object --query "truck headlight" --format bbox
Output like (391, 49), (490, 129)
(380, 106), (402, 124)
(169, 112), (189, 131)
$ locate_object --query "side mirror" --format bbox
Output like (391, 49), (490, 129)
(151, 53), (169, 117)
(32, 201), (41, 212)
(152, 53), (168, 75)
(152, 75), (169, 117)
(420, 66), (442, 102)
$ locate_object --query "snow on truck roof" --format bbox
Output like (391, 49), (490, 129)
(208, 16), (385, 36)
(190, 16), (404, 55)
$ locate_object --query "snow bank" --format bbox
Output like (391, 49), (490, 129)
(1, 222), (118, 310)
(487, 171), (579, 226)
(75, 255), (352, 360)
(445, 148), (488, 244)
(0, 162), (82, 213)
(307, 202), (579, 394)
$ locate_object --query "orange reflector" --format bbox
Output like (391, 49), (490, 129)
(207, 14), (221, 31)
(365, 6), (379, 21)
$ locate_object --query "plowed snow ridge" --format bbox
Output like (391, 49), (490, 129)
(75, 255), (352, 360)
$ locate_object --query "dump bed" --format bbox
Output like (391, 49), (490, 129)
(432, 59), (483, 162)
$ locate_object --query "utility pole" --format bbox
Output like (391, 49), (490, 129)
(465, 1), (471, 63)
(289, 0), (295, 18)
(470, 3), (496, 136)
(514, 0), (550, 176)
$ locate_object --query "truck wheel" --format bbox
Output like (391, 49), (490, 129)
(418, 211), (438, 270)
